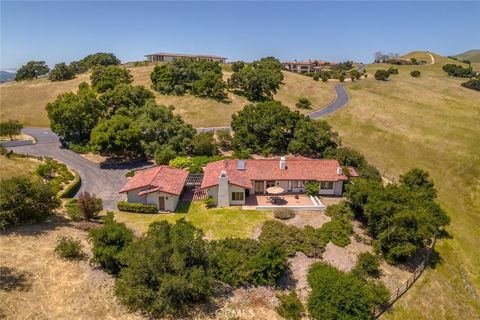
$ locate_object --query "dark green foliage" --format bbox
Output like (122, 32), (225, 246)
(305, 181), (319, 196)
(151, 59), (226, 99)
(216, 130), (233, 151)
(115, 219), (214, 317)
(346, 170), (450, 264)
(168, 155), (226, 173)
(58, 173), (81, 198)
(231, 61), (245, 72)
(387, 67), (399, 75)
(410, 70), (421, 77)
(274, 208), (295, 220)
(321, 73), (329, 82)
(154, 145), (177, 165)
(461, 79), (480, 91)
(442, 64), (476, 78)
(210, 238), (288, 287)
(91, 65), (133, 93)
(99, 84), (154, 117)
(0, 176), (60, 230)
(338, 74), (345, 82)
(330, 61), (354, 72)
(136, 102), (196, 157)
(321, 202), (353, 247)
(78, 52), (120, 70)
(117, 201), (158, 214)
(289, 118), (339, 157)
(295, 98), (312, 109)
(228, 56), (284, 101)
(49, 63), (76, 81)
(203, 196), (215, 208)
(90, 115), (142, 156)
(375, 69), (390, 81)
(232, 101), (301, 154)
(125, 170), (135, 177)
(55, 236), (85, 260)
(0, 120), (23, 140)
(77, 192), (103, 220)
(275, 290), (305, 320)
(324, 147), (381, 181)
(307, 262), (389, 320)
(65, 198), (82, 221)
(36, 158), (56, 179)
(47, 83), (104, 143)
(350, 69), (361, 80)
(312, 74), (320, 81)
(35, 157), (74, 194)
(88, 212), (133, 274)
(15, 61), (50, 80)
(352, 252), (381, 279)
(191, 132), (218, 156)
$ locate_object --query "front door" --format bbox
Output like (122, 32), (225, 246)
(158, 196), (166, 211)
(254, 181), (264, 194)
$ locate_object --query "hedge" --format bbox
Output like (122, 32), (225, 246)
(58, 171), (81, 198)
(117, 201), (158, 214)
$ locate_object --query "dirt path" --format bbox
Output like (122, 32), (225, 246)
(427, 52), (435, 64)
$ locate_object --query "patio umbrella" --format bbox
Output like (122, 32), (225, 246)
(266, 186), (285, 195)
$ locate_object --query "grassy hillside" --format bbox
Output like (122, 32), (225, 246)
(454, 49), (480, 63)
(327, 52), (480, 319)
(0, 65), (336, 128)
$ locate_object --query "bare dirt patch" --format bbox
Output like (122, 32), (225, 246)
(284, 210), (330, 229)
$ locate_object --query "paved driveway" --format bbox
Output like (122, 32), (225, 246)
(8, 128), (147, 209)
(307, 84), (349, 119)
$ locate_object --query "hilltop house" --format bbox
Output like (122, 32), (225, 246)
(282, 60), (331, 73)
(145, 52), (227, 63)
(119, 166), (188, 212)
(201, 157), (354, 207)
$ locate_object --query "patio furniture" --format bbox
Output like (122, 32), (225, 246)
(266, 186), (285, 195)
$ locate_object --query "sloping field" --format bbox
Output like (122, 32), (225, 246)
(454, 49), (480, 63)
(326, 52), (480, 319)
(0, 66), (336, 128)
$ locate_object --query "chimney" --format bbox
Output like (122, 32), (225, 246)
(336, 167), (343, 175)
(280, 156), (286, 170)
(217, 170), (229, 208)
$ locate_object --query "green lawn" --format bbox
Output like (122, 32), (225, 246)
(115, 201), (272, 240)
(326, 52), (480, 319)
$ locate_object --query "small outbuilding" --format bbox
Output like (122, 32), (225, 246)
(119, 166), (188, 212)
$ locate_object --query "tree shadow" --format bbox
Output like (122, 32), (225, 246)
(0, 215), (72, 237)
(0, 266), (33, 292)
(277, 268), (297, 290)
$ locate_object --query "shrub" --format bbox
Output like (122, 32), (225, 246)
(154, 145), (177, 165)
(312, 74), (320, 81)
(125, 170), (135, 177)
(387, 67), (399, 75)
(77, 192), (103, 220)
(117, 201), (157, 213)
(0, 120), (23, 140)
(410, 70), (421, 77)
(305, 181), (319, 196)
(375, 69), (390, 81)
(352, 252), (381, 279)
(274, 208), (295, 220)
(115, 219), (214, 317)
(461, 79), (480, 91)
(216, 130), (233, 151)
(246, 241), (288, 286)
(442, 64), (475, 78)
(55, 236), (85, 260)
(88, 212), (133, 274)
(275, 290), (305, 320)
(338, 74), (345, 82)
(321, 73), (329, 82)
(68, 143), (90, 154)
(0, 177), (60, 230)
(204, 196), (215, 208)
(307, 262), (389, 320)
(49, 62), (76, 82)
(65, 198), (82, 221)
(295, 98), (312, 109)
(319, 217), (352, 247)
(191, 132), (218, 156)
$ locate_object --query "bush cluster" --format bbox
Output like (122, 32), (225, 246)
(295, 98), (312, 109)
(442, 64), (476, 78)
(324, 147), (381, 181)
(410, 70), (421, 77)
(55, 236), (85, 260)
(275, 290), (305, 320)
(117, 201), (158, 214)
(274, 208), (295, 220)
(65, 198), (82, 221)
(352, 252), (381, 279)
(168, 155), (227, 173)
(374, 69), (390, 81)
(461, 79), (480, 91)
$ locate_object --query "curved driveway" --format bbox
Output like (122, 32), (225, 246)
(307, 84), (349, 119)
(7, 128), (148, 209)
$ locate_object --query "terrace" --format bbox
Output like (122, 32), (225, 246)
(243, 194), (325, 210)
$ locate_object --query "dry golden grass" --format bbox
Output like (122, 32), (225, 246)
(0, 155), (40, 180)
(327, 52), (480, 319)
(0, 66), (336, 128)
(0, 217), (142, 320)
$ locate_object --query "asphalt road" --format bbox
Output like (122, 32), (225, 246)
(7, 128), (147, 209)
(307, 84), (349, 119)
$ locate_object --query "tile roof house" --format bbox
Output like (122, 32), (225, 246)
(201, 156), (349, 207)
(119, 166), (188, 212)
(145, 52), (227, 63)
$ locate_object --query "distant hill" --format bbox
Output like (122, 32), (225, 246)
(453, 49), (480, 63)
(0, 71), (16, 83)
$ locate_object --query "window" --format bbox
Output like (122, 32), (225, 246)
(320, 181), (334, 189)
(232, 192), (244, 201)
(293, 181), (305, 188)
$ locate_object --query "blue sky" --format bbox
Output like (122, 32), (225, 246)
(1, 1), (479, 69)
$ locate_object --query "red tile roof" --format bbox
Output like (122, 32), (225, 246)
(201, 157), (348, 190)
(346, 166), (360, 177)
(119, 166), (188, 196)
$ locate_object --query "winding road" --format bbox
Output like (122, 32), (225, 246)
(7, 70), (358, 207)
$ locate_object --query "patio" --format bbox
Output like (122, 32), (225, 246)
(244, 194), (325, 210)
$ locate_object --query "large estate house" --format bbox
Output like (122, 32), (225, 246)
(120, 156), (357, 211)
(282, 60), (332, 73)
(145, 52), (227, 63)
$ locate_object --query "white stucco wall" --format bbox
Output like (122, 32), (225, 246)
(207, 186), (219, 205)
(229, 185), (246, 206)
(145, 192), (180, 212)
(127, 189), (147, 204)
(319, 181), (343, 196)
